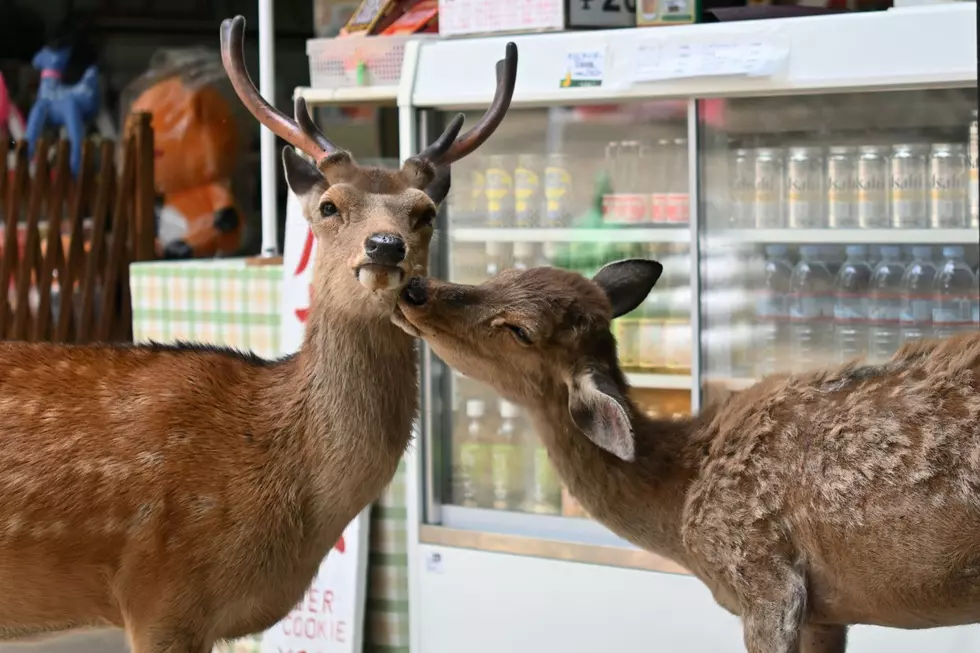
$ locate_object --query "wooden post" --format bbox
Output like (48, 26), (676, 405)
(130, 112), (156, 262)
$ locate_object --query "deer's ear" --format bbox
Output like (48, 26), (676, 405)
(567, 371), (635, 462)
(593, 259), (664, 319)
(282, 147), (327, 200)
(424, 165), (452, 205)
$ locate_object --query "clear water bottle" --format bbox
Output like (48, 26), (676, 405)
(789, 245), (834, 373)
(833, 245), (872, 363)
(755, 245), (793, 377)
(868, 245), (906, 363)
(933, 246), (978, 340)
(900, 246), (938, 344)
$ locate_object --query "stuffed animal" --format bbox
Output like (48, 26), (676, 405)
(130, 75), (243, 259)
(25, 44), (100, 175)
(0, 72), (26, 142)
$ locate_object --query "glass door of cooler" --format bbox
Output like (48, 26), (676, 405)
(697, 88), (979, 403)
(418, 102), (695, 562)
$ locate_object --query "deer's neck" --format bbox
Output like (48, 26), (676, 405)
(274, 295), (418, 526)
(528, 393), (701, 567)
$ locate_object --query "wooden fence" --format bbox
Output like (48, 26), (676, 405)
(0, 113), (155, 344)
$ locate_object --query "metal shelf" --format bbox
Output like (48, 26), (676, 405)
(714, 228), (979, 245)
(627, 373), (692, 391)
(451, 227), (691, 244)
(294, 85), (400, 106)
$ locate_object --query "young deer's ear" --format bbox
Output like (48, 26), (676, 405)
(593, 259), (664, 319)
(282, 147), (326, 200)
(567, 371), (635, 462)
(424, 165), (452, 205)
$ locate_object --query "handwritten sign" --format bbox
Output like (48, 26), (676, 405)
(632, 40), (788, 83)
(262, 189), (371, 653)
(561, 50), (605, 88)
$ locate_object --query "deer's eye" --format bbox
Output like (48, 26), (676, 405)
(506, 324), (532, 346)
(320, 201), (339, 218)
(416, 207), (436, 228)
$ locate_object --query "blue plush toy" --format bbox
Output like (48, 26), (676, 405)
(25, 44), (100, 175)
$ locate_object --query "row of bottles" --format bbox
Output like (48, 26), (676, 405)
(755, 244), (979, 376)
(449, 376), (691, 517)
(452, 393), (562, 514)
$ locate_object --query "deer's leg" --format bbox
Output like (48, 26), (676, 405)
(799, 624), (847, 653)
(739, 565), (807, 653)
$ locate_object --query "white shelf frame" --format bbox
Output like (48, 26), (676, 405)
(451, 227), (691, 243)
(294, 85), (400, 105)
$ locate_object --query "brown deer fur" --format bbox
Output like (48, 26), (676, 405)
(394, 261), (980, 653)
(0, 16), (517, 653)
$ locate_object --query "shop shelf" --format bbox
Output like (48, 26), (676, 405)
(451, 227), (691, 244)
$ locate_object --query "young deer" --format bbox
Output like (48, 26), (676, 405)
(395, 262), (980, 653)
(0, 16), (516, 653)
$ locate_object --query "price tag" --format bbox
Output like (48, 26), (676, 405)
(632, 40), (788, 83)
(561, 50), (605, 88)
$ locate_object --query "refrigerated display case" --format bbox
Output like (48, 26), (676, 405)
(400, 5), (979, 653)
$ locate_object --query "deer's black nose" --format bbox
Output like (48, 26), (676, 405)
(365, 233), (406, 266)
(402, 277), (428, 306)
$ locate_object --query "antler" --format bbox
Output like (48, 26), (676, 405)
(415, 42), (518, 167)
(219, 16), (339, 164)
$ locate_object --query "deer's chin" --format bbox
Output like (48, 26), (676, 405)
(356, 264), (404, 293)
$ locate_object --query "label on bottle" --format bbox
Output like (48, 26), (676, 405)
(514, 166), (541, 228)
(457, 442), (490, 507)
(833, 293), (869, 323)
(933, 296), (974, 326)
(868, 294), (902, 325)
(485, 167), (513, 228)
(899, 295), (933, 326)
(756, 290), (788, 320)
(544, 165), (572, 227)
(664, 193), (689, 224)
(490, 442), (521, 510)
(650, 193), (668, 223)
(602, 194), (649, 224)
(790, 292), (832, 322)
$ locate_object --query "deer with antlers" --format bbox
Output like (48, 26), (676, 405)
(0, 16), (516, 653)
(394, 261), (980, 653)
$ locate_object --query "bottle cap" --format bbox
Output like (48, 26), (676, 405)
(942, 246), (964, 258)
(845, 245), (867, 258)
(466, 400), (485, 418)
(499, 400), (521, 419)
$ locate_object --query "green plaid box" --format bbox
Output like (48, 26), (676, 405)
(130, 259), (410, 653)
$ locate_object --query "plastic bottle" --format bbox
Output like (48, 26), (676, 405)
(490, 400), (525, 511)
(933, 246), (978, 340)
(755, 245), (793, 377)
(833, 245), (873, 364)
(899, 246), (937, 344)
(789, 245), (835, 372)
(525, 418), (561, 515)
(512, 242), (536, 272)
(868, 245), (906, 363)
(456, 400), (490, 508)
(484, 241), (508, 280)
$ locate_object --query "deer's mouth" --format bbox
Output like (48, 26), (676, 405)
(355, 264), (404, 293)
